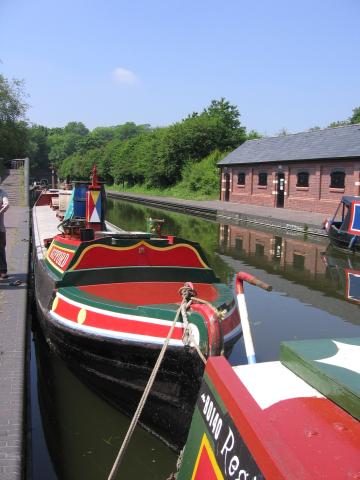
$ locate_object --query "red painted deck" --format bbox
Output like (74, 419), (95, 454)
(78, 282), (219, 306)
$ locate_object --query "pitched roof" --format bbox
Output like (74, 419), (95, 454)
(218, 124), (360, 166)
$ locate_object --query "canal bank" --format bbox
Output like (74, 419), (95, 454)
(0, 165), (30, 479)
(106, 191), (327, 236)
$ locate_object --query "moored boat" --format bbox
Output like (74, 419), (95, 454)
(176, 337), (360, 479)
(32, 167), (243, 448)
(324, 196), (360, 254)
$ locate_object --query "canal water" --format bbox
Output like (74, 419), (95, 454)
(31, 198), (360, 479)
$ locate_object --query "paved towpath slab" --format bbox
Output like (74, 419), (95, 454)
(0, 169), (30, 480)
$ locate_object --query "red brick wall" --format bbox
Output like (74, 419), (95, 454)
(220, 159), (360, 214)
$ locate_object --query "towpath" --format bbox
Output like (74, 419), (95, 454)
(107, 190), (328, 236)
(0, 167), (30, 479)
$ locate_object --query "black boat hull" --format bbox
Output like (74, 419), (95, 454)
(327, 225), (360, 255)
(35, 292), (207, 450)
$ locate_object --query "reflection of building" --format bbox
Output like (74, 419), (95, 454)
(219, 223), (360, 323)
(220, 224), (327, 279)
(218, 125), (360, 214)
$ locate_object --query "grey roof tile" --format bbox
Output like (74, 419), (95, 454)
(218, 124), (360, 166)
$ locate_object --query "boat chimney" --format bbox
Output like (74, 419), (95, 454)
(86, 165), (105, 232)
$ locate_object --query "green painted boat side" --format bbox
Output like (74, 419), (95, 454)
(177, 371), (227, 480)
(58, 266), (218, 288)
(280, 337), (360, 420)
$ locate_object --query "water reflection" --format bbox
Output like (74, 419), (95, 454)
(218, 223), (360, 311)
(31, 322), (177, 479)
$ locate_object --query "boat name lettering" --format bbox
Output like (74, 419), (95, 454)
(201, 393), (223, 440)
(49, 248), (70, 268)
(198, 381), (264, 479)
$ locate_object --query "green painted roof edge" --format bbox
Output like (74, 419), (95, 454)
(280, 339), (360, 420)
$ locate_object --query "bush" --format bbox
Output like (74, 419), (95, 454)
(179, 150), (225, 197)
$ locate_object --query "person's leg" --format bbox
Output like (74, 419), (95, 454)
(0, 231), (8, 275)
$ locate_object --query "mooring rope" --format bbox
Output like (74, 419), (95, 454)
(106, 282), (222, 479)
(107, 295), (191, 480)
(186, 327), (207, 365)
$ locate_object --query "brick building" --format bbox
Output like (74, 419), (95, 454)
(218, 124), (360, 214)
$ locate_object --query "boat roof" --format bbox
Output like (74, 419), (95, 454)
(281, 337), (360, 420)
(341, 195), (360, 205)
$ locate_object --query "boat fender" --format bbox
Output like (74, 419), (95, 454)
(179, 283), (224, 357)
(189, 302), (224, 357)
(207, 310), (223, 357)
(349, 235), (357, 250)
(323, 218), (331, 231)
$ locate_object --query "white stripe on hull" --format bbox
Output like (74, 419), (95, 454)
(50, 310), (185, 346)
(56, 291), (185, 328)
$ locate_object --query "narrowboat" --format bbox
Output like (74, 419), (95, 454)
(176, 337), (360, 479)
(324, 196), (360, 254)
(32, 167), (242, 448)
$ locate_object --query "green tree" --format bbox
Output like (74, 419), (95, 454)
(328, 120), (349, 128)
(247, 129), (261, 140)
(0, 74), (29, 160)
(0, 75), (27, 122)
(27, 124), (50, 171)
(48, 121), (90, 167)
(64, 121), (89, 136)
(350, 106), (360, 124)
(203, 97), (246, 150)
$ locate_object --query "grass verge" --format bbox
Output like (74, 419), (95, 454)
(106, 183), (218, 201)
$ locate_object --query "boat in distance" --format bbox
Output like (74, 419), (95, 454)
(325, 196), (360, 255)
(32, 167), (243, 448)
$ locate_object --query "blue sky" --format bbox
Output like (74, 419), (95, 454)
(0, 0), (359, 135)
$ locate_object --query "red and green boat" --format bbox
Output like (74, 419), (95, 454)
(32, 168), (242, 448)
(176, 337), (360, 479)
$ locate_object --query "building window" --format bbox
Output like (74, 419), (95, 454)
(255, 243), (265, 257)
(296, 171), (309, 187)
(235, 237), (243, 251)
(237, 172), (245, 185)
(258, 172), (268, 186)
(293, 253), (305, 271)
(330, 171), (345, 189)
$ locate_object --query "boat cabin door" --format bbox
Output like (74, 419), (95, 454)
(276, 173), (285, 208)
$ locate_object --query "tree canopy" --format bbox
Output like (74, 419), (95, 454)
(53, 98), (249, 188)
(350, 106), (360, 124)
(0, 74), (29, 161)
(328, 105), (360, 128)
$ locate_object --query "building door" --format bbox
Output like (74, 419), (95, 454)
(277, 173), (285, 207)
(224, 173), (230, 201)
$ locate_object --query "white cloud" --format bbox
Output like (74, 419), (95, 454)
(113, 67), (139, 85)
